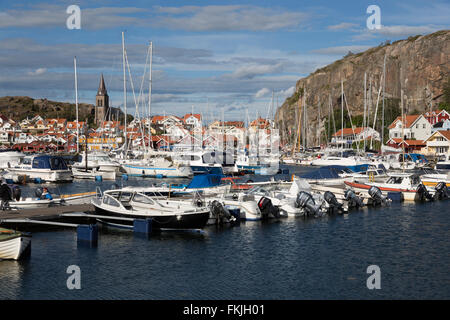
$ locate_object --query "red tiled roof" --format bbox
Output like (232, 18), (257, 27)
(388, 115), (420, 129)
(333, 127), (365, 136)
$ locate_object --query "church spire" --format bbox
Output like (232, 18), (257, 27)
(98, 73), (107, 95)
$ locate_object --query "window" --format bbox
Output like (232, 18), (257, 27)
(423, 124), (426, 129)
(133, 193), (154, 205)
(103, 195), (120, 207)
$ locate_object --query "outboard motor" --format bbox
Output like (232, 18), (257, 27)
(324, 191), (343, 214)
(416, 183), (433, 202)
(12, 186), (21, 201)
(433, 182), (449, 200)
(295, 191), (320, 217)
(344, 189), (363, 208)
(257, 197), (280, 219)
(35, 187), (44, 199)
(209, 200), (235, 224)
(368, 186), (385, 205)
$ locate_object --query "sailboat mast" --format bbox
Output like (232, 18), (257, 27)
(363, 72), (367, 152)
(381, 54), (386, 149)
(401, 87), (405, 172)
(74, 56), (79, 153)
(318, 96), (321, 147)
(341, 79), (344, 150)
(148, 41), (153, 151)
(122, 31), (127, 154)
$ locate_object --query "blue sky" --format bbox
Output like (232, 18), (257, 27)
(0, 0), (448, 121)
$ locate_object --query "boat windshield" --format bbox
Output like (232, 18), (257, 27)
(133, 193), (155, 205)
(387, 176), (403, 184)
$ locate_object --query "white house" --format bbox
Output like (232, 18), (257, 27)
(388, 115), (432, 141)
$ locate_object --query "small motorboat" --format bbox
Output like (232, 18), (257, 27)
(72, 167), (116, 180)
(0, 227), (31, 260)
(344, 172), (435, 201)
(91, 188), (211, 230)
(6, 155), (73, 183)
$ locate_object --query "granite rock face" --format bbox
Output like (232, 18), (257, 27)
(275, 30), (450, 146)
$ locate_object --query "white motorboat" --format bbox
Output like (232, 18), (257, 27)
(6, 155), (73, 183)
(172, 150), (235, 175)
(121, 157), (193, 178)
(73, 152), (121, 172)
(344, 172), (436, 201)
(0, 228), (31, 260)
(72, 167), (116, 180)
(91, 188), (210, 230)
(435, 154), (450, 170)
(4, 186), (95, 210)
(0, 150), (26, 169)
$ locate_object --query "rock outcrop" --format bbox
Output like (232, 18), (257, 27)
(275, 30), (450, 146)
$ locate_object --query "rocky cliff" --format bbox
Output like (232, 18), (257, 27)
(275, 30), (450, 146)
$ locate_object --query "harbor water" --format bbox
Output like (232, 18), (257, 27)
(0, 165), (449, 299)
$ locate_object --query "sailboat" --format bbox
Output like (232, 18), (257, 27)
(118, 34), (192, 178)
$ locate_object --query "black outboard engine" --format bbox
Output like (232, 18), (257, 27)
(324, 191), (343, 214)
(295, 191), (320, 217)
(209, 200), (235, 224)
(368, 186), (385, 205)
(257, 197), (280, 219)
(433, 182), (449, 200)
(35, 187), (44, 199)
(344, 189), (363, 208)
(12, 186), (21, 201)
(416, 183), (433, 202)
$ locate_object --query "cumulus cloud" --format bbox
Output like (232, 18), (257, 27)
(255, 88), (271, 99)
(153, 5), (307, 32)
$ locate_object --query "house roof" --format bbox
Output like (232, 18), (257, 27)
(388, 115), (421, 129)
(333, 127), (365, 137)
(183, 113), (202, 122)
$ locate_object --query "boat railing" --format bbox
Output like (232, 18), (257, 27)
(95, 186), (103, 199)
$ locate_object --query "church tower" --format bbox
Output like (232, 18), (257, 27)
(95, 74), (109, 126)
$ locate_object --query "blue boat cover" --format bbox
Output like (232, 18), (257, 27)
(347, 164), (369, 172)
(409, 153), (428, 163)
(32, 155), (68, 170)
(186, 174), (224, 188)
(300, 165), (354, 180)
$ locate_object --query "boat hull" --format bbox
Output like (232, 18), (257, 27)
(0, 234), (31, 260)
(122, 164), (192, 178)
(93, 206), (210, 230)
(344, 181), (417, 201)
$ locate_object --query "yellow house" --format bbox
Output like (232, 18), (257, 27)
(421, 130), (450, 156)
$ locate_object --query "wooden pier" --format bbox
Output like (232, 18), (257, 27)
(0, 204), (94, 223)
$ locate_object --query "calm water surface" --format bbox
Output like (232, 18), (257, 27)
(0, 166), (449, 299)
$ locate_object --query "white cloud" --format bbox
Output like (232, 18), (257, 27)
(28, 68), (47, 76)
(328, 22), (359, 31)
(153, 5), (307, 32)
(255, 88), (271, 99)
(230, 63), (284, 79)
